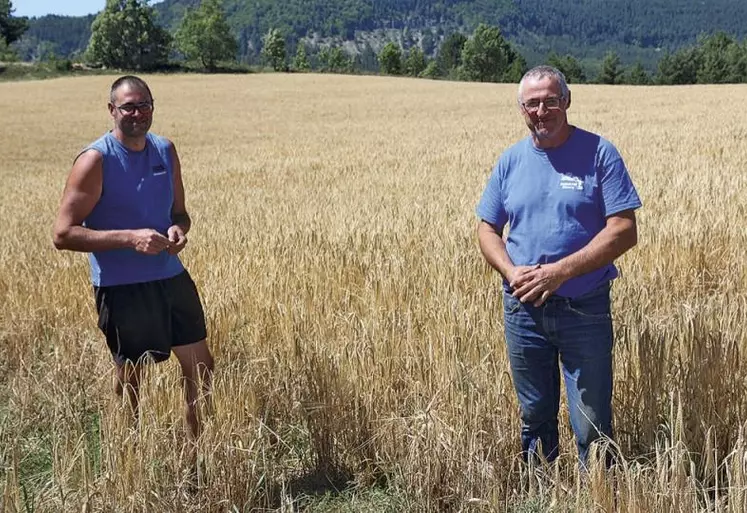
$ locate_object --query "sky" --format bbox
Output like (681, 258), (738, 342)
(13, 0), (162, 18)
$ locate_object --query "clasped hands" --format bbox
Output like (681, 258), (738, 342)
(507, 262), (568, 307)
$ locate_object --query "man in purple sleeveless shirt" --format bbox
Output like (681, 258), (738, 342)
(476, 66), (641, 466)
(53, 76), (213, 463)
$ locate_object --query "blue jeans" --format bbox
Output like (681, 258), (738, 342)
(503, 282), (614, 465)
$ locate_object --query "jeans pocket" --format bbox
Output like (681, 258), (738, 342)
(503, 292), (522, 315)
(565, 283), (612, 320)
(566, 302), (611, 320)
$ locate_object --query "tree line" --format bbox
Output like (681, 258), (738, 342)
(3, 0), (747, 85)
(256, 27), (747, 86)
(151, 0), (747, 68)
(547, 32), (747, 85)
(265, 24), (526, 83)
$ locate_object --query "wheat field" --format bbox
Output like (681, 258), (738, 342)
(1, 73), (746, 512)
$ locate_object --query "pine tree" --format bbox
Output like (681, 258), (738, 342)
(597, 51), (623, 84)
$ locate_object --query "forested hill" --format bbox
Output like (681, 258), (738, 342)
(153, 0), (747, 49)
(20, 0), (747, 65)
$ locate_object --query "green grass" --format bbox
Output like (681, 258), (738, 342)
(0, 62), (108, 82)
(0, 60), (256, 83)
(293, 484), (410, 512)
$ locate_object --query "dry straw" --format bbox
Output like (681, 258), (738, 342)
(0, 73), (746, 511)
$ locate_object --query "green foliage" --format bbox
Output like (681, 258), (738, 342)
(723, 41), (747, 83)
(292, 43), (310, 72)
(503, 53), (526, 82)
(0, 0), (27, 46)
(597, 51), (623, 84)
(624, 61), (650, 85)
(696, 31), (746, 83)
(546, 52), (586, 83)
(654, 33), (747, 84)
(15, 15), (93, 61)
(174, 0), (237, 70)
(655, 48), (701, 84)
(0, 36), (17, 60)
(86, 0), (171, 70)
(0, 61), (109, 81)
(404, 47), (426, 77)
(354, 42), (378, 72)
(459, 24), (521, 82)
(378, 41), (402, 75)
(13, 0), (747, 85)
(315, 45), (346, 72)
(419, 59), (440, 79)
(316, 46), (330, 71)
(13, 36), (55, 61)
(318, 45), (351, 73)
(20, 0), (747, 76)
(261, 27), (286, 71)
(149, 0), (747, 61)
(45, 54), (73, 71)
(506, 0), (747, 60)
(437, 32), (467, 74)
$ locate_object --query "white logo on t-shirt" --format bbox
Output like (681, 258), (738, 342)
(559, 175), (584, 191)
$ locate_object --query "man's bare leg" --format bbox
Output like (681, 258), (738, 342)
(173, 340), (214, 439)
(172, 340), (213, 487)
(114, 361), (144, 425)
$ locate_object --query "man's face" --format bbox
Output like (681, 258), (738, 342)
(518, 76), (569, 143)
(108, 83), (154, 139)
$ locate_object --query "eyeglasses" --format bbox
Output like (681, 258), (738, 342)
(521, 96), (565, 113)
(113, 101), (154, 115)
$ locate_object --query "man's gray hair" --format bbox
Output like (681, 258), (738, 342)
(517, 65), (569, 102)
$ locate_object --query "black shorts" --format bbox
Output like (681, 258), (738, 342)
(94, 271), (207, 365)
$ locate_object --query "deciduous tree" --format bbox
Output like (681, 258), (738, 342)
(261, 28), (286, 71)
(459, 24), (519, 83)
(379, 41), (402, 75)
(174, 0), (237, 71)
(86, 0), (170, 70)
(0, 0), (27, 46)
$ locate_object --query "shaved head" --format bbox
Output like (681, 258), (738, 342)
(110, 75), (153, 104)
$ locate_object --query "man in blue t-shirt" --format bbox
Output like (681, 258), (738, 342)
(53, 76), (213, 463)
(476, 66), (641, 465)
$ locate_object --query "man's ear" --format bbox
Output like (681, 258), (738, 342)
(565, 90), (572, 110)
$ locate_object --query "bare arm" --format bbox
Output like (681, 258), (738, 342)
(511, 209), (638, 305)
(477, 220), (539, 286)
(166, 142), (191, 254)
(53, 149), (170, 254)
(554, 209), (637, 282)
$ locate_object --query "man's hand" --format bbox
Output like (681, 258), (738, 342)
(506, 264), (540, 289)
(510, 263), (569, 307)
(131, 229), (171, 255)
(166, 225), (188, 255)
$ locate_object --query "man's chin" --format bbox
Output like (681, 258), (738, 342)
(123, 126), (149, 138)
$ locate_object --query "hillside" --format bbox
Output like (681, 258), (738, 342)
(16, 0), (747, 68)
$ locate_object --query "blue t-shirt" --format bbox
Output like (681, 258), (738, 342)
(476, 127), (642, 298)
(82, 131), (185, 287)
